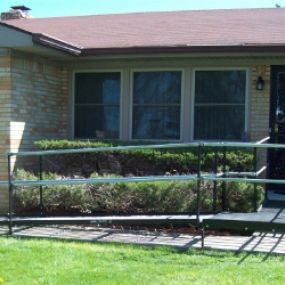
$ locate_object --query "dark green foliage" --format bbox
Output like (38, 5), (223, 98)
(227, 182), (265, 212)
(34, 139), (157, 150)
(15, 140), (261, 215)
(14, 170), (265, 215)
(34, 140), (253, 177)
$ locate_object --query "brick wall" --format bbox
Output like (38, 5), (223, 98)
(0, 52), (70, 213)
(250, 65), (271, 141)
(0, 51), (12, 212)
(250, 65), (271, 171)
(10, 54), (69, 151)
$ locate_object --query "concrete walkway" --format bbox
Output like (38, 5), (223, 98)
(1, 225), (285, 254)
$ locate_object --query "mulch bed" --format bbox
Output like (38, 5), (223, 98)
(109, 224), (245, 236)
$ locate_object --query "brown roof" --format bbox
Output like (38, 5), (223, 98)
(2, 8), (285, 55)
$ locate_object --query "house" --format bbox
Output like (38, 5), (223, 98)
(0, 6), (284, 212)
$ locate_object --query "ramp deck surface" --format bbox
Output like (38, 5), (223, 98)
(1, 204), (285, 232)
(0, 214), (204, 226)
(204, 203), (285, 232)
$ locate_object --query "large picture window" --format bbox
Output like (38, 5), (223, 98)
(74, 72), (120, 139)
(194, 70), (246, 140)
(132, 71), (181, 140)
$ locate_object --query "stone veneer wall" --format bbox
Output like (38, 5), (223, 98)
(0, 51), (70, 212)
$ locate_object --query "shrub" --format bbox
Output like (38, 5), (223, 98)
(227, 182), (264, 212)
(13, 170), (265, 215)
(34, 139), (174, 150)
(13, 140), (260, 215)
(13, 169), (92, 214)
(33, 140), (254, 177)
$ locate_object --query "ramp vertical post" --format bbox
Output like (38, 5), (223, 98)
(8, 154), (13, 235)
(201, 227), (205, 249)
(222, 146), (227, 211)
(39, 155), (44, 216)
(253, 147), (258, 212)
(196, 144), (202, 224)
(213, 149), (218, 213)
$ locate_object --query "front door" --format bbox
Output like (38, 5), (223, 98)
(268, 66), (285, 198)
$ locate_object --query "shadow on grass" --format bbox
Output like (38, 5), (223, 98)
(1, 225), (285, 262)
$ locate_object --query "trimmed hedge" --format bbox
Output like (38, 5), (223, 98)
(33, 140), (254, 177)
(14, 170), (265, 215)
(11, 139), (262, 215)
(34, 139), (129, 150)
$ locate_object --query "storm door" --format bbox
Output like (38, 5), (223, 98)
(268, 66), (285, 194)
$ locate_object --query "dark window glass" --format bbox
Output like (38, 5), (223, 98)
(194, 70), (246, 141)
(195, 71), (246, 104)
(133, 106), (180, 140)
(194, 106), (245, 140)
(74, 72), (120, 139)
(132, 71), (181, 140)
(133, 72), (181, 104)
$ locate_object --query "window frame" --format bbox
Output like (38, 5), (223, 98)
(191, 67), (250, 141)
(70, 67), (250, 142)
(129, 68), (185, 141)
(72, 69), (123, 140)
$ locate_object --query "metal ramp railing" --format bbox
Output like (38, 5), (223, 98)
(5, 136), (285, 242)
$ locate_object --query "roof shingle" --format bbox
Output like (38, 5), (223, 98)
(2, 8), (285, 52)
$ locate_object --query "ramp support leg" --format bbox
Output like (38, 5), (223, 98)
(222, 146), (227, 211)
(8, 154), (13, 235)
(213, 149), (218, 213)
(201, 227), (205, 249)
(196, 144), (202, 224)
(253, 147), (258, 212)
(39, 155), (44, 216)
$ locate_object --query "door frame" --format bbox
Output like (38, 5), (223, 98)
(267, 66), (285, 193)
(269, 66), (285, 143)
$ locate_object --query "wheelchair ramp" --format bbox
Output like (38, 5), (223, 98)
(0, 214), (212, 227)
(203, 205), (285, 232)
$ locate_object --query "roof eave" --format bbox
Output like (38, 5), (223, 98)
(32, 34), (82, 56)
(81, 45), (285, 56)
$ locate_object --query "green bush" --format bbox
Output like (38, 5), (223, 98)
(14, 169), (92, 214)
(16, 140), (260, 215)
(13, 169), (265, 215)
(227, 182), (264, 212)
(34, 139), (159, 150)
(33, 140), (253, 177)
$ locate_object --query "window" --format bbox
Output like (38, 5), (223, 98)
(132, 71), (182, 140)
(74, 72), (120, 139)
(194, 70), (246, 140)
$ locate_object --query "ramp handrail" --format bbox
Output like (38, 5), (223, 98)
(7, 136), (279, 235)
(7, 139), (280, 158)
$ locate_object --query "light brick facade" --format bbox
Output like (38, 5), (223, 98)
(250, 65), (271, 141)
(10, 53), (69, 152)
(0, 50), (70, 212)
(0, 52), (279, 213)
(0, 51), (12, 212)
(250, 65), (271, 171)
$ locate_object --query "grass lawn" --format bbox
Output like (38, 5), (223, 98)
(0, 237), (285, 285)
